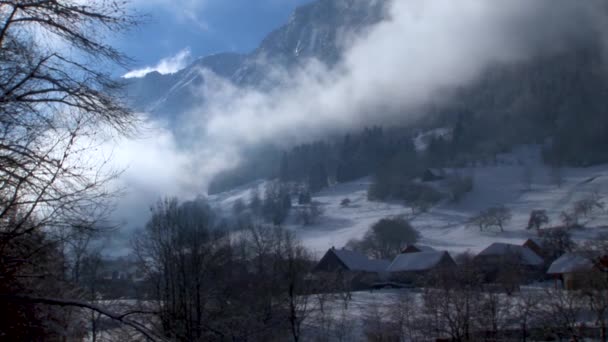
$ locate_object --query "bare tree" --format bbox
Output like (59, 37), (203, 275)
(388, 291), (424, 341)
(527, 209), (549, 230)
(515, 290), (542, 342)
(579, 234), (608, 342)
(296, 201), (324, 225)
(134, 199), (317, 341)
(539, 289), (584, 340)
(468, 206), (512, 232)
(560, 210), (579, 229)
(0, 0), (138, 246)
(133, 198), (232, 341)
(478, 290), (511, 340)
(579, 273), (608, 342)
(422, 261), (485, 341)
(573, 191), (605, 222)
(541, 227), (575, 262)
(0, 1), (163, 339)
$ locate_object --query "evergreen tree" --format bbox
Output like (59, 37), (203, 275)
(308, 163), (329, 193)
(279, 152), (289, 182)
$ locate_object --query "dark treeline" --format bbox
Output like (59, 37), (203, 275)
(209, 126), (418, 195)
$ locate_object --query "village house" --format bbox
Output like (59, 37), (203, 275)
(547, 253), (608, 290)
(547, 253), (595, 290)
(475, 242), (544, 282)
(314, 247), (390, 289)
(387, 251), (456, 284)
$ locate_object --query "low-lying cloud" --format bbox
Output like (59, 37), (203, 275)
(110, 0), (608, 240)
(123, 48), (192, 78)
(177, 0), (607, 179)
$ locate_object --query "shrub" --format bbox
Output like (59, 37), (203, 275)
(447, 175), (474, 202)
(348, 218), (419, 259)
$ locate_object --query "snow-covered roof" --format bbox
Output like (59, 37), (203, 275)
(387, 251), (452, 272)
(547, 253), (594, 275)
(477, 243), (544, 266)
(332, 249), (390, 272)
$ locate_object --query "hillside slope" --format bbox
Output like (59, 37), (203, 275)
(210, 147), (608, 257)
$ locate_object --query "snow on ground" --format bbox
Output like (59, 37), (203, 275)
(209, 147), (608, 258)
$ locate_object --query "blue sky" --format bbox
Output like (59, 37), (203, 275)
(118, 0), (312, 76)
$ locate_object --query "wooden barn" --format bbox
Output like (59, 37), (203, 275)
(313, 247), (390, 289)
(547, 253), (602, 290)
(475, 242), (544, 282)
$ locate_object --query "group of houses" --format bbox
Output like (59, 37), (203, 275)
(313, 244), (456, 289)
(313, 238), (608, 291)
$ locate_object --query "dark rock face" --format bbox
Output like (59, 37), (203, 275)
(124, 0), (387, 123)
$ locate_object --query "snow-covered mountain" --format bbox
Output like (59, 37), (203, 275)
(124, 0), (386, 123)
(123, 52), (245, 118)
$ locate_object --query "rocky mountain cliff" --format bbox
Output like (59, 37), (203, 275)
(124, 0), (387, 122)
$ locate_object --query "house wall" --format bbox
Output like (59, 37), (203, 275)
(475, 256), (542, 283)
(561, 270), (606, 290)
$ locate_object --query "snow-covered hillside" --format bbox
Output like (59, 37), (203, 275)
(209, 148), (608, 258)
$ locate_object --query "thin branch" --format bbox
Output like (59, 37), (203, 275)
(0, 294), (166, 342)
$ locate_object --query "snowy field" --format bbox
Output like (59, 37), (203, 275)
(209, 147), (608, 258)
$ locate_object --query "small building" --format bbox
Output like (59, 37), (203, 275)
(547, 253), (595, 290)
(314, 247), (389, 273)
(387, 251), (456, 283)
(401, 244), (436, 254)
(314, 247), (390, 289)
(475, 243), (544, 282)
(476, 243), (544, 267)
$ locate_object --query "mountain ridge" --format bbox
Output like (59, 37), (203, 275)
(123, 0), (387, 122)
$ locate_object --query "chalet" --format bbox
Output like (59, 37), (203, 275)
(475, 242), (544, 282)
(547, 253), (597, 290)
(476, 243), (544, 267)
(314, 247), (390, 273)
(313, 247), (391, 289)
(401, 244), (436, 254)
(387, 251), (456, 283)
